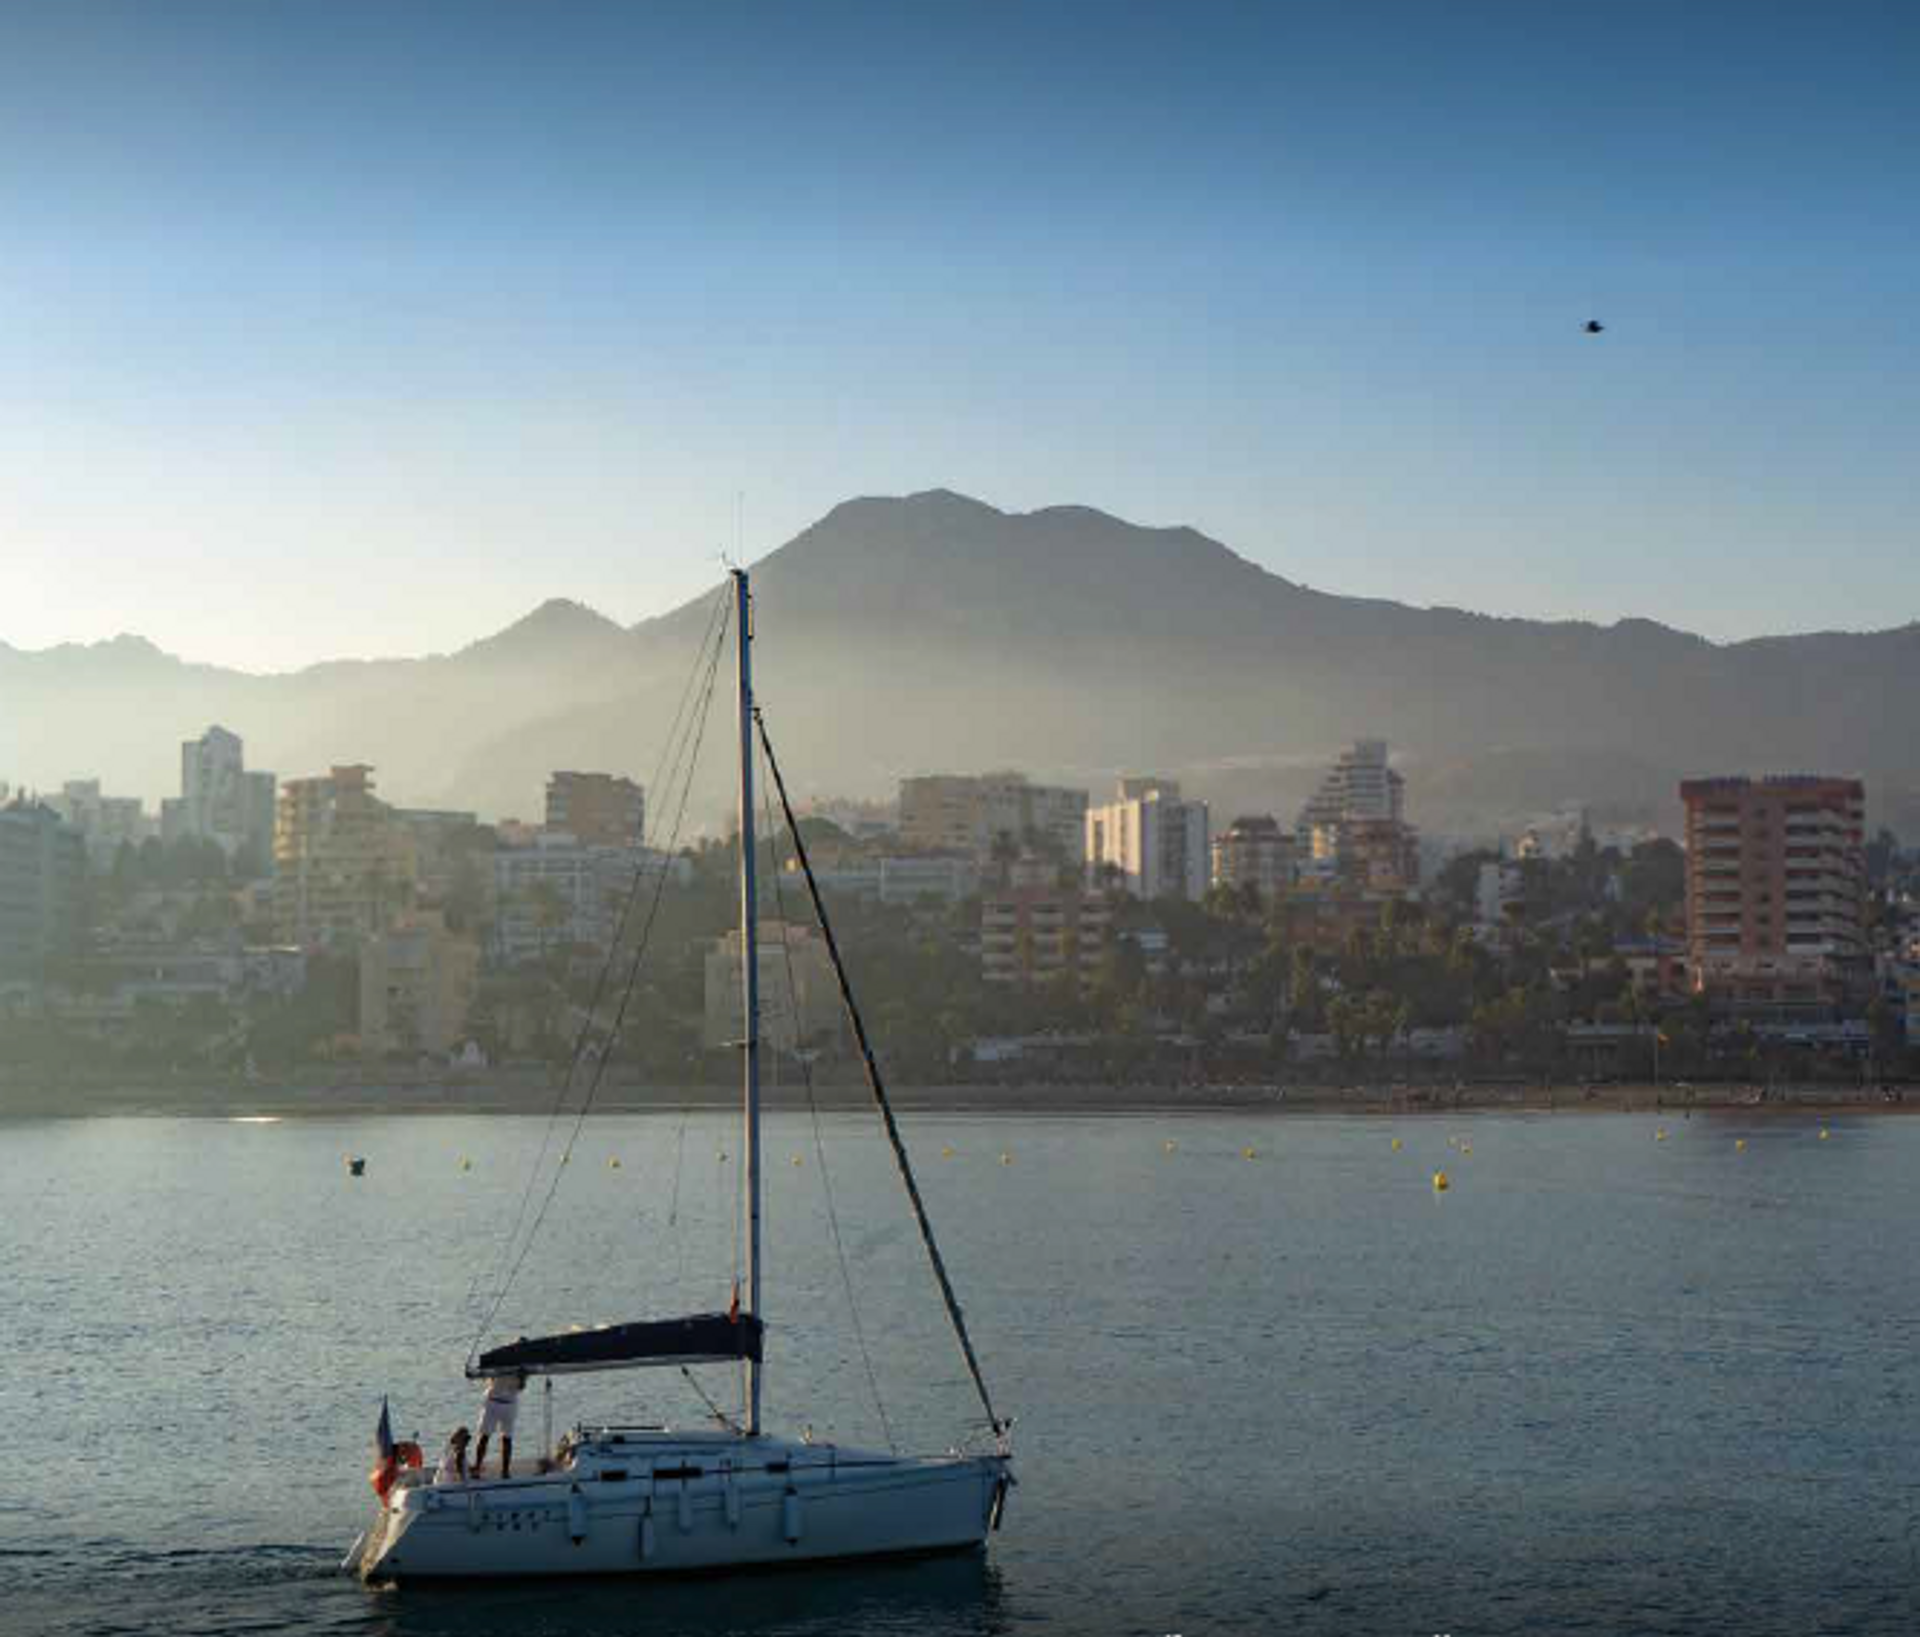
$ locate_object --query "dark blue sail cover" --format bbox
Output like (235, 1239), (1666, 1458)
(469, 1312), (763, 1377)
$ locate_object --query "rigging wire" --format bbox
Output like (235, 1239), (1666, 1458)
(468, 593), (733, 1359)
(679, 1363), (741, 1434)
(665, 1102), (691, 1297)
(462, 584), (732, 1328)
(759, 735), (896, 1452)
(472, 614), (729, 1353)
(754, 707), (1008, 1444)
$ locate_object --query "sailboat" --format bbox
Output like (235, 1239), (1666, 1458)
(349, 569), (1012, 1581)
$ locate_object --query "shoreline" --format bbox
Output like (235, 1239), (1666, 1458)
(2, 1070), (1912, 1120)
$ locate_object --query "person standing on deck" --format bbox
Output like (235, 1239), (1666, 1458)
(472, 1370), (526, 1479)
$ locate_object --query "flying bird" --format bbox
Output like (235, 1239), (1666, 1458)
(1584, 320), (1605, 334)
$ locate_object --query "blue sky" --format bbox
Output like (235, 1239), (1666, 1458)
(2, 1), (1915, 669)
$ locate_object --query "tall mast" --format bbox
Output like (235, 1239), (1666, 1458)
(732, 567), (764, 1437)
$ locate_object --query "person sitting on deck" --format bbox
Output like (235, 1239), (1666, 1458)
(433, 1425), (471, 1485)
(472, 1369), (527, 1479)
(535, 1430), (577, 1475)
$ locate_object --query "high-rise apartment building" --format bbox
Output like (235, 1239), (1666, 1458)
(166, 726), (276, 866)
(1296, 740), (1418, 893)
(1680, 775), (1867, 1007)
(544, 772), (645, 849)
(898, 772), (1088, 865)
(0, 800), (86, 977)
(490, 833), (681, 966)
(272, 765), (415, 948)
(1085, 778), (1210, 901)
(1209, 815), (1292, 904)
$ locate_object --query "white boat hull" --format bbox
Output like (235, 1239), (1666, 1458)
(357, 1430), (1008, 1582)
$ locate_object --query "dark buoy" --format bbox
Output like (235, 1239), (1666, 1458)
(347, 1156), (366, 1177)
(1583, 319), (1605, 334)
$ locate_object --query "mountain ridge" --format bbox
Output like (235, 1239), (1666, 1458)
(5, 489), (1918, 835)
(5, 494), (1914, 672)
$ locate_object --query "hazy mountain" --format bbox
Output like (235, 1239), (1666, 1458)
(5, 491), (1918, 837)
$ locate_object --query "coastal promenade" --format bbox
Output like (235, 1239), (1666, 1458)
(2, 1067), (1910, 1119)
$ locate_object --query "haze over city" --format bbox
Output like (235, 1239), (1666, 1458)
(5, 0), (1917, 669)
(13, 8), (1920, 1637)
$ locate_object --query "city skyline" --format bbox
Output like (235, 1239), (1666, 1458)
(4, 2), (1917, 668)
(10, 9), (1920, 1630)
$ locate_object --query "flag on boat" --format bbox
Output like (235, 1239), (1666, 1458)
(370, 1397), (399, 1502)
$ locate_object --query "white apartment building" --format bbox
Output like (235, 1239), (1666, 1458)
(491, 834), (686, 966)
(1297, 739), (1403, 864)
(1085, 778), (1210, 901)
(1296, 740), (1418, 891)
(166, 726), (276, 865)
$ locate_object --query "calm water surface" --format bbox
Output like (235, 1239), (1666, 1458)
(2, 1109), (1917, 1637)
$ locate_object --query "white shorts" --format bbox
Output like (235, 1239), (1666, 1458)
(476, 1397), (520, 1439)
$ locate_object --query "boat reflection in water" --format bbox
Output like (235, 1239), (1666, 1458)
(360, 1553), (1014, 1637)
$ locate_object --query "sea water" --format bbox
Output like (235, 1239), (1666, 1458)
(1, 1109), (1916, 1637)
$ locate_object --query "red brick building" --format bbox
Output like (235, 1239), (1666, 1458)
(1680, 775), (1866, 1009)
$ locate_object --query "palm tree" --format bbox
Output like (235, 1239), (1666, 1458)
(1289, 946), (1319, 1029)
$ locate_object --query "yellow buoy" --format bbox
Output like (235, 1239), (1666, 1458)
(999, 1151), (1013, 1166)
(1819, 1127), (1831, 1141)
(1735, 1139), (1748, 1152)
(941, 1145), (956, 1159)
(790, 1154), (803, 1166)
(1460, 1142), (1473, 1157)
(1390, 1137), (1402, 1152)
(1655, 1128), (1668, 1142)
(459, 1157), (472, 1172)
(1242, 1146), (1257, 1160)
(1163, 1139), (1178, 1154)
(1432, 1170), (1451, 1192)
(608, 1156), (621, 1170)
